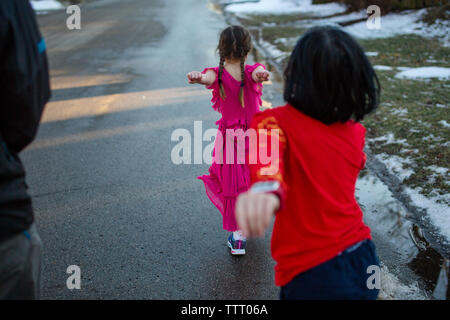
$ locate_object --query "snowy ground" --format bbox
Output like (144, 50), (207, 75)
(224, 0), (450, 47)
(225, 0), (346, 17)
(356, 174), (431, 300)
(372, 150), (450, 242)
(378, 264), (427, 300)
(344, 9), (450, 47)
(394, 67), (450, 80)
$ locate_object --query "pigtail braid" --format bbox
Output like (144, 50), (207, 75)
(239, 56), (245, 108)
(218, 55), (226, 100)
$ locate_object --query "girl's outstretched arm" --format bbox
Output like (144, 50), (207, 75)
(187, 70), (216, 86)
(252, 65), (270, 83)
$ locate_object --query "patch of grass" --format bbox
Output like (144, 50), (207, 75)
(261, 26), (305, 44)
(361, 36), (450, 200)
(422, 4), (450, 25)
(360, 35), (450, 67)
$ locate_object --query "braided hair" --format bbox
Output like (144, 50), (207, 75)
(218, 55), (226, 100)
(239, 56), (245, 108)
(217, 25), (252, 108)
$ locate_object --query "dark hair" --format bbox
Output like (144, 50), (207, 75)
(283, 26), (380, 124)
(217, 25), (252, 108)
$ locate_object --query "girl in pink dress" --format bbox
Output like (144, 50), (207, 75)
(187, 25), (269, 255)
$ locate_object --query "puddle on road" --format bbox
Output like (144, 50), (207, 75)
(356, 171), (449, 299)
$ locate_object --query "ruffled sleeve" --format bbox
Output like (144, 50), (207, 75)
(246, 63), (266, 107)
(201, 67), (221, 112)
(246, 63), (265, 75)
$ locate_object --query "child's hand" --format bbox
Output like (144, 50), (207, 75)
(235, 191), (279, 238)
(255, 70), (270, 83)
(187, 71), (204, 84)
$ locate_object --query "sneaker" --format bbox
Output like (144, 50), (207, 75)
(227, 233), (246, 255)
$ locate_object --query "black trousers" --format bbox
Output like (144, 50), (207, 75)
(280, 240), (380, 300)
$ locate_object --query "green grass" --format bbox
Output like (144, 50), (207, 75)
(359, 35), (450, 68)
(362, 73), (449, 200)
(359, 36), (450, 201)
(261, 26), (305, 44)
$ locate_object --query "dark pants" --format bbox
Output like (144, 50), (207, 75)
(280, 240), (380, 300)
(0, 224), (42, 300)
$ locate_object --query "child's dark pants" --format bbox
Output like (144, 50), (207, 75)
(280, 240), (380, 300)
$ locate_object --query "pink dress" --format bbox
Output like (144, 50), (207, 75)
(198, 63), (265, 232)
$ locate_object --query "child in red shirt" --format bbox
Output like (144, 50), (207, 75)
(235, 26), (381, 300)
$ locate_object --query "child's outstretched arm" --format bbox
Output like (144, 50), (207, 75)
(187, 70), (216, 86)
(252, 65), (270, 83)
(235, 115), (287, 238)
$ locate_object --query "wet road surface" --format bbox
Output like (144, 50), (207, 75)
(23, 0), (448, 299)
(25, 0), (278, 299)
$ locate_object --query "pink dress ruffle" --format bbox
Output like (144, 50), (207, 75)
(198, 63), (264, 231)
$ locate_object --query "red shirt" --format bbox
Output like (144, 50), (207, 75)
(250, 104), (372, 287)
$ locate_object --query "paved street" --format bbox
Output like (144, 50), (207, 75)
(23, 0), (278, 299)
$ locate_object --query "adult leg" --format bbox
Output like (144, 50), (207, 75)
(0, 223), (42, 299)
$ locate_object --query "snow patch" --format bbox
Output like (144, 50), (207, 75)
(374, 65), (393, 71)
(390, 108), (408, 116)
(405, 187), (450, 241)
(370, 133), (409, 146)
(225, 0), (347, 17)
(421, 134), (442, 142)
(378, 264), (427, 300)
(274, 37), (298, 47)
(395, 67), (450, 80)
(260, 40), (290, 63)
(375, 153), (414, 182)
(30, 0), (64, 11)
(426, 165), (448, 176)
(417, 120), (432, 128)
(438, 120), (450, 128)
(344, 9), (450, 47)
(372, 150), (450, 242)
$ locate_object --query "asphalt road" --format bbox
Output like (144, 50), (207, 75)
(23, 0), (279, 299)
